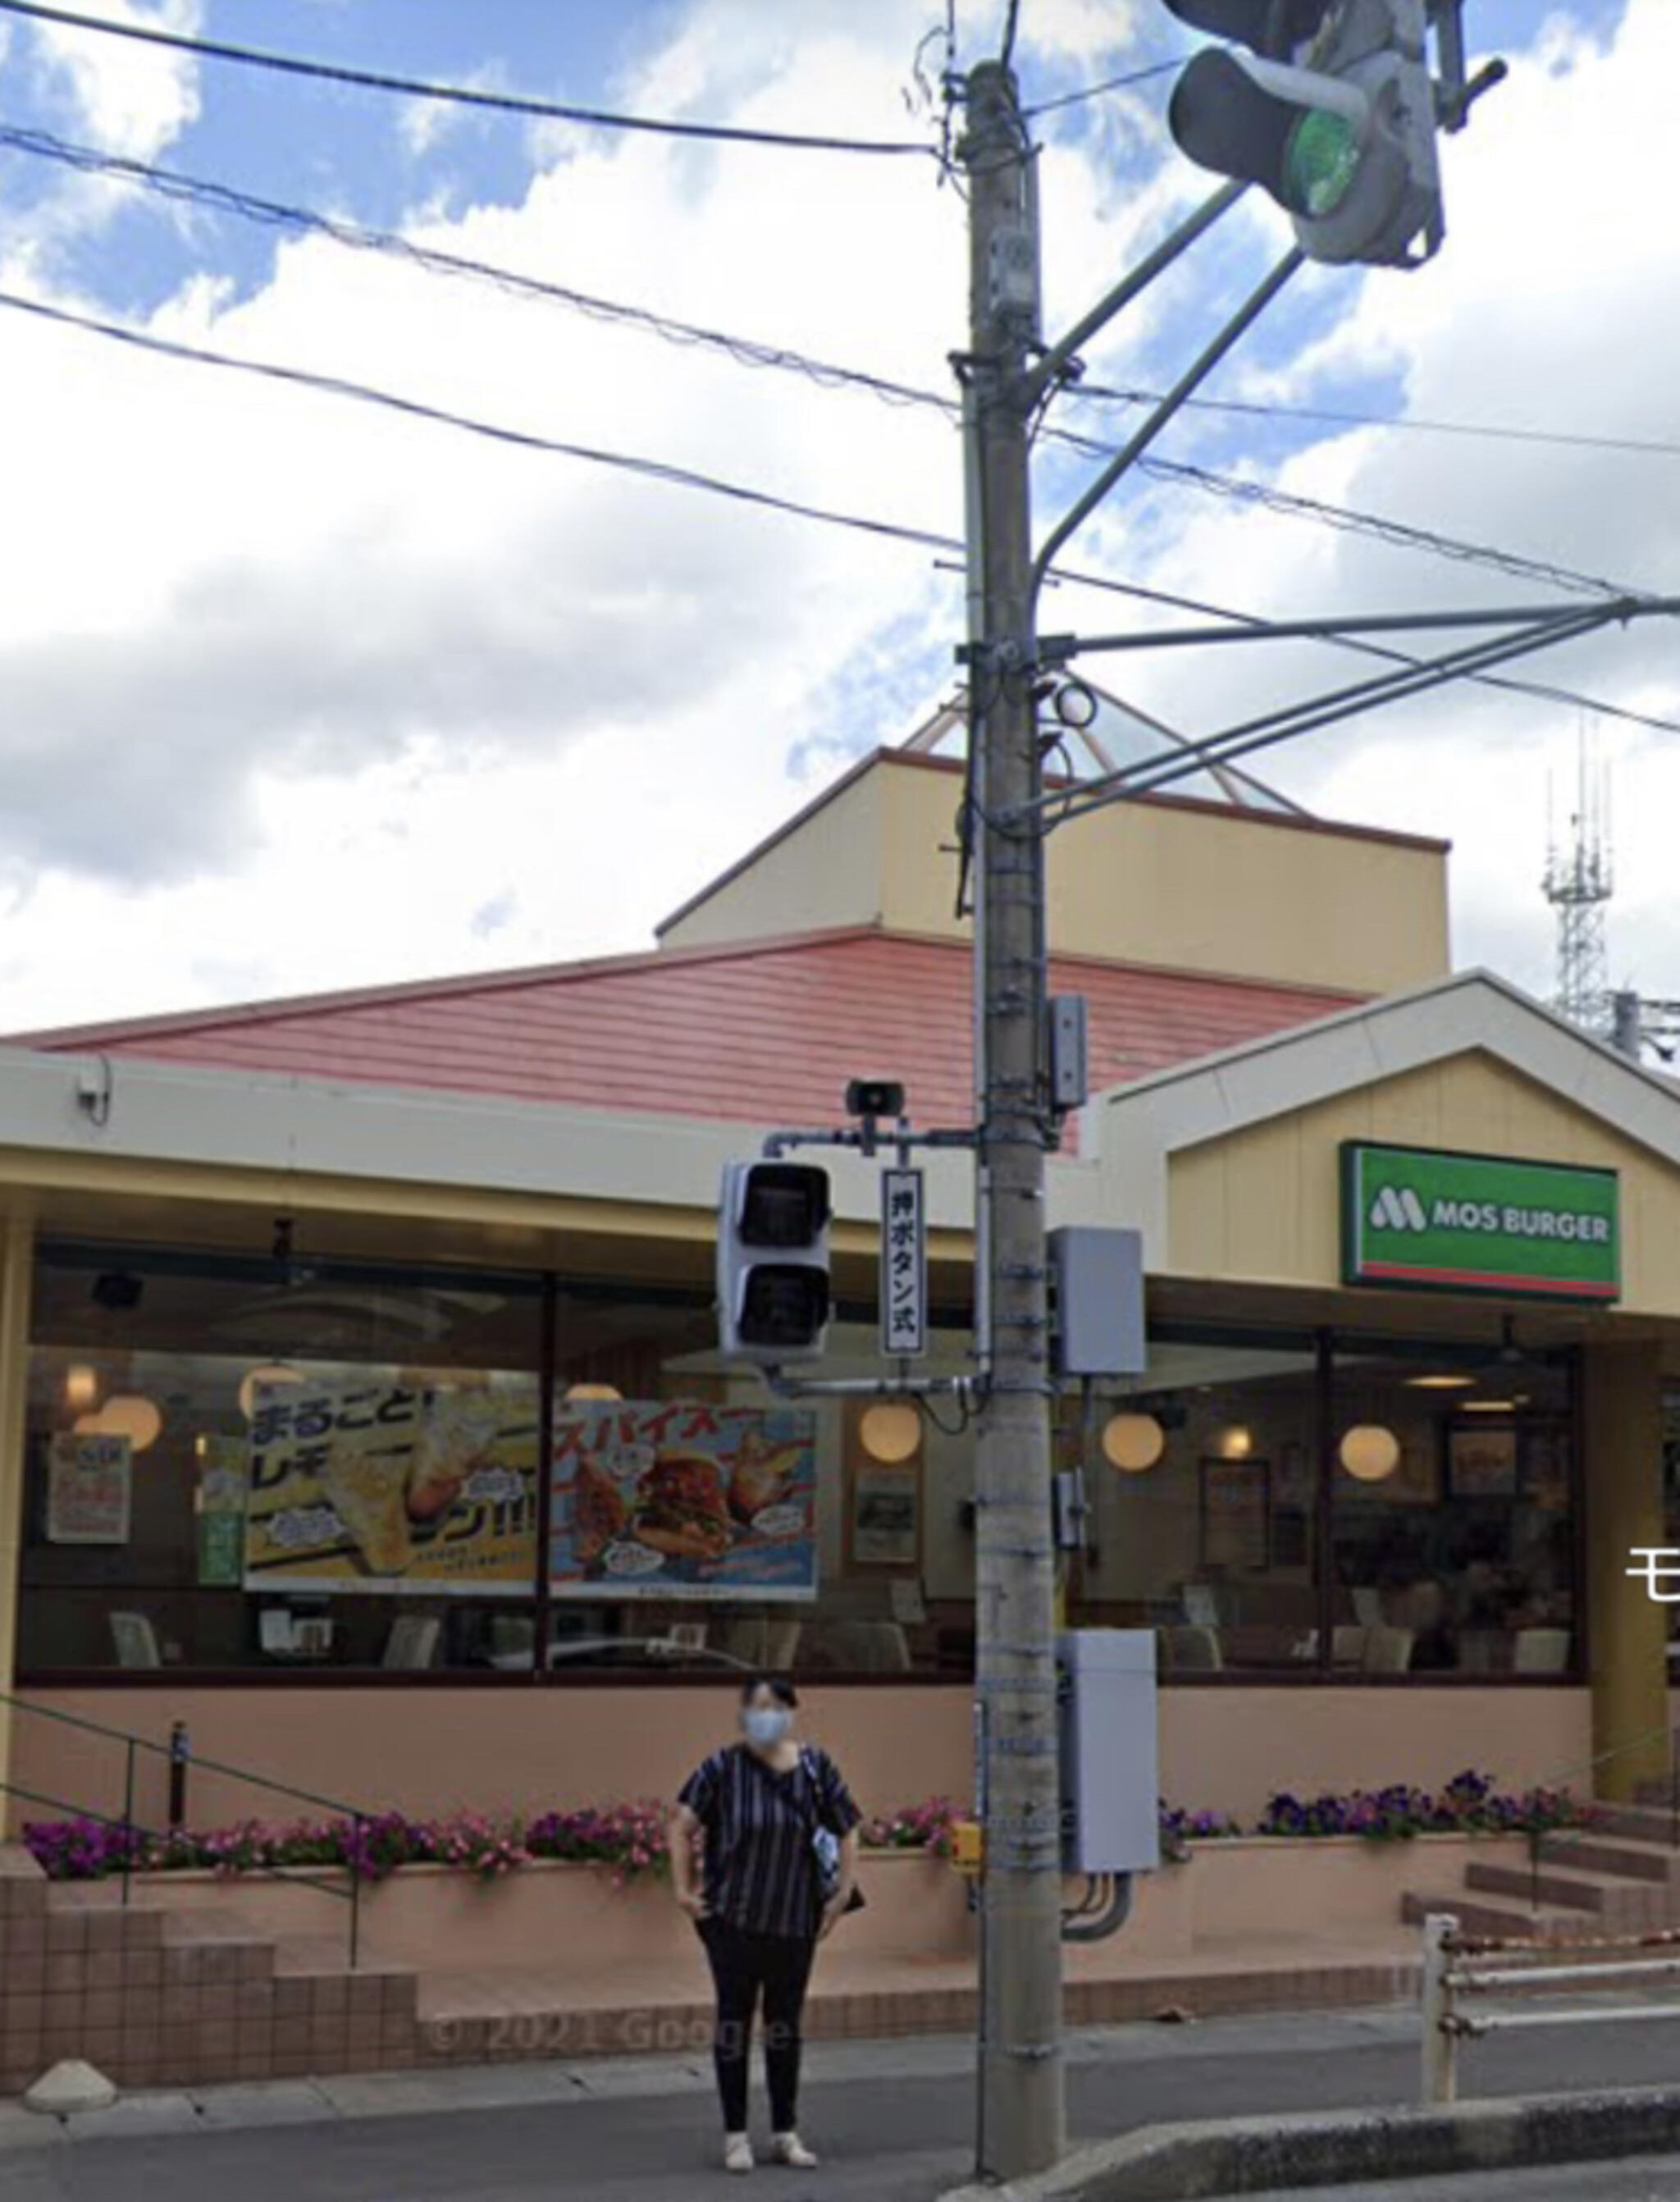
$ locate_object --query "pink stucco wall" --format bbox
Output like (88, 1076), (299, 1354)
(7, 1682), (1592, 1837)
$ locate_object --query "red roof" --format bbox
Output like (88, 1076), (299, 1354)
(11, 928), (1359, 1129)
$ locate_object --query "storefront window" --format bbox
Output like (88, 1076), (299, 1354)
(1330, 1340), (1577, 1676)
(19, 1246), (968, 1682)
(1075, 1331), (1322, 1675)
(19, 1246), (1584, 1688)
(21, 1247), (545, 1674)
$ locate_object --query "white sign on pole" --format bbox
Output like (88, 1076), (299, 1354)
(881, 1167), (927, 1359)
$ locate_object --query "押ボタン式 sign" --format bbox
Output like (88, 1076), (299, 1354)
(1341, 1142), (1619, 1302)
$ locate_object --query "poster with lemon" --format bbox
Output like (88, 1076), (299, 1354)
(244, 1378), (539, 1594)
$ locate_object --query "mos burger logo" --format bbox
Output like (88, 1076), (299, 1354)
(1369, 1186), (1428, 1234)
(1369, 1183), (1613, 1247)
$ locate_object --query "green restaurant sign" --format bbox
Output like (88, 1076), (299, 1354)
(1341, 1142), (1620, 1303)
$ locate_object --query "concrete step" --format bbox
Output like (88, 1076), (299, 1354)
(1613, 1797), (1680, 1841)
(1464, 1860), (1680, 1931)
(1541, 1832), (1679, 1884)
(1465, 1859), (1620, 1912)
(1401, 1887), (1586, 1943)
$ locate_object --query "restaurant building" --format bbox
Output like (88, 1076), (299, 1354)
(2, 742), (1678, 1836)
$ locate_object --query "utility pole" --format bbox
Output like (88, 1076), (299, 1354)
(960, 57), (1065, 2183)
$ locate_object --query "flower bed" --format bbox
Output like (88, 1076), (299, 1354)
(1158, 1770), (1591, 1862)
(22, 1796), (964, 1886)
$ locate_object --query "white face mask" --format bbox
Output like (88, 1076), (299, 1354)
(743, 1706), (792, 1748)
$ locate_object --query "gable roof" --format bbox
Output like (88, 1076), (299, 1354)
(11, 925), (1361, 1131)
(1089, 966), (1680, 1262)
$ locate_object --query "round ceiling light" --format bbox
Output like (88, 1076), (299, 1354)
(1101, 1413), (1166, 1473)
(1340, 1425), (1401, 1483)
(94, 1394), (163, 1454)
(859, 1402), (922, 1464)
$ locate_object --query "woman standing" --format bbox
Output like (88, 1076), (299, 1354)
(669, 1674), (861, 2174)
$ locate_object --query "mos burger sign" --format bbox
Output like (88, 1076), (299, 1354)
(1341, 1142), (1620, 1304)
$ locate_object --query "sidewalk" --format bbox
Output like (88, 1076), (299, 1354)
(7, 2001), (1680, 2202)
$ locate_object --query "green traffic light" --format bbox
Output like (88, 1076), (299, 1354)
(1284, 107), (1362, 217)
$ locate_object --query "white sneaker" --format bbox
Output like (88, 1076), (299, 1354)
(769, 2132), (819, 2168)
(724, 2132), (756, 2174)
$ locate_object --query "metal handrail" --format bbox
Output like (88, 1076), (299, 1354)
(0, 1688), (372, 1966)
(1421, 1911), (1680, 2104)
(0, 1687), (363, 1816)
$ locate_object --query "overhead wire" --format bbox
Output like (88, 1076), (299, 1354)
(4, 122), (1673, 500)
(0, 122), (1672, 748)
(1, 272), (1673, 747)
(1022, 60), (1185, 118)
(1073, 378), (1680, 465)
(0, 0), (938, 159)
(0, 287), (961, 559)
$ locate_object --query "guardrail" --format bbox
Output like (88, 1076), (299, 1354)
(1420, 1912), (1680, 2104)
(0, 1689), (371, 1966)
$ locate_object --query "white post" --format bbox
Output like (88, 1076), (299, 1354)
(1421, 1912), (1459, 2105)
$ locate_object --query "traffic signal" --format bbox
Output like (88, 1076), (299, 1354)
(1163, 0), (1445, 267)
(717, 1162), (832, 1364)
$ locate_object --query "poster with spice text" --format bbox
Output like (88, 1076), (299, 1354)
(244, 1378), (539, 1595)
(551, 1400), (818, 1602)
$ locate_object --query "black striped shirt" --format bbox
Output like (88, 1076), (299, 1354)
(678, 1743), (860, 1940)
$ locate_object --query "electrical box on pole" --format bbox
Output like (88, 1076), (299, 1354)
(716, 1161), (832, 1365)
(1162, 0), (1445, 267)
(1057, 1631), (1160, 1875)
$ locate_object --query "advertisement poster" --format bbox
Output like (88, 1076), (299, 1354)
(195, 1436), (248, 1588)
(848, 1460), (920, 1569)
(551, 1400), (818, 1602)
(244, 1379), (539, 1595)
(46, 1432), (133, 1546)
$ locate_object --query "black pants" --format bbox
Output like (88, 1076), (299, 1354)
(697, 1916), (817, 2133)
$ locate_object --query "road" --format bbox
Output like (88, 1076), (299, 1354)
(4, 2005), (1680, 2200)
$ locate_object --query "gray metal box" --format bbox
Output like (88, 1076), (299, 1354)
(1048, 994), (1089, 1111)
(1057, 1629), (1159, 1875)
(1049, 1226), (1145, 1377)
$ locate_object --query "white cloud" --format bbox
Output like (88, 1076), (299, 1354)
(21, 0), (202, 161)
(0, 0), (1675, 1035)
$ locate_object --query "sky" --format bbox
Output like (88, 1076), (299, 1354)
(0, 0), (1667, 1035)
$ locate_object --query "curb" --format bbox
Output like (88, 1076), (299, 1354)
(936, 2085), (1680, 2200)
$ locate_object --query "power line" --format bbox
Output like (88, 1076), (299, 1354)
(1023, 60), (1185, 118)
(0, 0), (936, 158)
(0, 286), (959, 557)
(2, 276), (1672, 747)
(1074, 377), (1680, 464)
(3, 121), (1671, 529)
(1000, 0), (1023, 67)
(1135, 455), (1638, 602)
(0, 125), (938, 408)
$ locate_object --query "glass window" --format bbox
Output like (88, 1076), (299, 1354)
(20, 1247), (973, 1683)
(1329, 1340), (1577, 1676)
(1073, 1331), (1322, 1677)
(541, 1303), (970, 1680)
(21, 1246), (544, 1674)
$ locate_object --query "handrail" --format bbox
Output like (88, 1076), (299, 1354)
(0, 1687), (363, 1818)
(0, 1688), (371, 1965)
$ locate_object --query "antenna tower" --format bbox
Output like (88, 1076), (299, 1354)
(1544, 721), (1614, 1034)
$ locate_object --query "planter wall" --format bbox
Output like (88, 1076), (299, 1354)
(115, 1847), (974, 1976)
(94, 1832), (1528, 1980)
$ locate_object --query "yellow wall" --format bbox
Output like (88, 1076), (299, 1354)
(1167, 1053), (1680, 1314)
(657, 762), (883, 949)
(662, 754), (1449, 997)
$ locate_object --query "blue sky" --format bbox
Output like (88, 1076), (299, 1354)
(0, 0), (1671, 1026)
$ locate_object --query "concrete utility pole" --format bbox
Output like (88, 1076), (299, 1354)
(960, 57), (1065, 2183)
